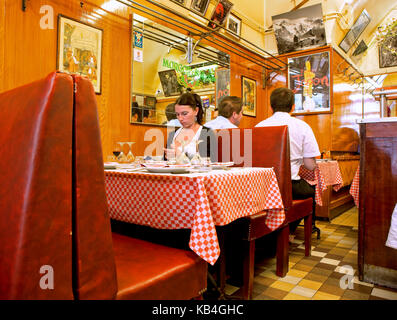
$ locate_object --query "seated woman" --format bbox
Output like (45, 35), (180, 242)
(165, 92), (217, 162)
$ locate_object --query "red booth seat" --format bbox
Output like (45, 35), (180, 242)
(0, 72), (207, 300)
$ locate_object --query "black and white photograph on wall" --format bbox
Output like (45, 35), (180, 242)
(339, 9), (371, 53)
(226, 13), (242, 37)
(158, 70), (182, 97)
(190, 0), (210, 16)
(272, 4), (326, 55)
(379, 26), (397, 68)
(208, 0), (234, 29)
(288, 51), (331, 114)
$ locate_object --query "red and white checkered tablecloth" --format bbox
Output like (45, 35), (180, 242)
(105, 168), (285, 265)
(299, 161), (344, 206)
(349, 165), (360, 207)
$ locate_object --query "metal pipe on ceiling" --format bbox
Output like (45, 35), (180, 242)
(136, 0), (287, 69)
(117, 0), (285, 71)
(133, 20), (225, 61)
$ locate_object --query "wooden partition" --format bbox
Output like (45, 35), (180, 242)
(358, 119), (397, 289)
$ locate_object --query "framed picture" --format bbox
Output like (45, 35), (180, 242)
(215, 68), (230, 106)
(241, 76), (256, 117)
(145, 96), (157, 108)
(158, 70), (183, 97)
(57, 15), (103, 94)
(170, 0), (186, 6)
(208, 0), (233, 29)
(190, 0), (210, 16)
(226, 13), (242, 37)
(272, 4), (326, 55)
(352, 40), (368, 57)
(379, 32), (397, 68)
(288, 51), (331, 115)
(339, 9), (371, 53)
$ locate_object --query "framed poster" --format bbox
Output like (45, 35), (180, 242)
(215, 68), (230, 106)
(190, 0), (210, 16)
(226, 13), (242, 37)
(57, 15), (103, 94)
(288, 51), (331, 114)
(208, 0), (233, 29)
(158, 70), (183, 97)
(339, 9), (371, 53)
(241, 76), (256, 117)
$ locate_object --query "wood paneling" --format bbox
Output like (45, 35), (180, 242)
(359, 120), (397, 287)
(0, 1), (376, 159)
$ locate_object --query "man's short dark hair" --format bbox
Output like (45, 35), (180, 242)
(165, 103), (176, 121)
(218, 96), (242, 118)
(270, 87), (295, 113)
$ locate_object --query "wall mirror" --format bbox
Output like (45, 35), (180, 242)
(130, 13), (230, 126)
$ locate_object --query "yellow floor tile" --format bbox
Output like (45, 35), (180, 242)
(270, 280), (296, 292)
(312, 291), (341, 300)
(283, 293), (310, 300)
(298, 279), (323, 291)
(287, 269), (308, 278)
(259, 270), (280, 280)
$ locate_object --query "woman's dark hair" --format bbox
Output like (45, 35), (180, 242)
(175, 92), (204, 125)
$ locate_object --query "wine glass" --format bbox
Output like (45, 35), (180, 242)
(190, 140), (203, 166)
(112, 143), (121, 162)
(117, 142), (127, 163)
(175, 140), (190, 165)
(126, 142), (135, 163)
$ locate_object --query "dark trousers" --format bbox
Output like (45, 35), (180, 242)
(289, 179), (316, 233)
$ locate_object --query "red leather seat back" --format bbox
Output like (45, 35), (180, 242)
(0, 72), (74, 299)
(217, 126), (292, 209)
(71, 75), (118, 299)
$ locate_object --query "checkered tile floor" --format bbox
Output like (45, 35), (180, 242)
(224, 213), (397, 300)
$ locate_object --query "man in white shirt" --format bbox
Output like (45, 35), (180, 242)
(205, 96), (243, 129)
(256, 87), (321, 236)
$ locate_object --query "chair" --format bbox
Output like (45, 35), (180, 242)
(0, 73), (75, 299)
(70, 74), (207, 299)
(217, 126), (312, 299)
(0, 72), (207, 300)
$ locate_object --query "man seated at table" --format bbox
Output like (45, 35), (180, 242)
(255, 87), (320, 237)
(163, 102), (181, 127)
(205, 96), (243, 129)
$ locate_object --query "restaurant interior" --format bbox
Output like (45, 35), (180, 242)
(0, 0), (397, 301)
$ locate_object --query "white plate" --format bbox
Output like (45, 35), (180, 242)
(210, 162), (234, 169)
(145, 167), (190, 174)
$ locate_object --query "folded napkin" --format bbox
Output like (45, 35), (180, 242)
(386, 204), (397, 250)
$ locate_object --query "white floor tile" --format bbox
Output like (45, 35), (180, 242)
(320, 258), (340, 266)
(371, 288), (397, 300)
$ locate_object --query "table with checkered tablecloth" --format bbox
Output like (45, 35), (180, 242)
(298, 160), (344, 206)
(105, 167), (285, 265)
(349, 165), (359, 207)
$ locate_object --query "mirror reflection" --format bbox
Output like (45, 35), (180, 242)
(130, 14), (230, 126)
